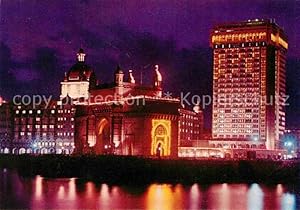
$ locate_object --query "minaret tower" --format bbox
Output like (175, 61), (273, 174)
(114, 65), (124, 98)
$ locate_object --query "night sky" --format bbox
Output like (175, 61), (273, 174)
(1, 0), (300, 128)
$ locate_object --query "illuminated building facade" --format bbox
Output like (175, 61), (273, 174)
(179, 107), (203, 146)
(210, 19), (288, 150)
(74, 65), (181, 157)
(67, 49), (204, 157)
(10, 101), (75, 154)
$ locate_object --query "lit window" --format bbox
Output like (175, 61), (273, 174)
(16, 110), (19, 114)
(51, 110), (55, 114)
(20, 132), (25, 136)
(35, 125), (40, 129)
(37, 110), (41, 114)
(36, 118), (40, 121)
(43, 133), (47, 136)
(27, 132), (32, 136)
(49, 125), (54, 129)
(42, 125), (47, 129)
(29, 110), (33, 114)
(71, 118), (74, 121)
(22, 110), (26, 114)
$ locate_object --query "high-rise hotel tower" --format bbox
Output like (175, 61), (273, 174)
(210, 19), (288, 149)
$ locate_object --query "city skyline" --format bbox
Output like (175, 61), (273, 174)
(0, 2), (300, 210)
(1, 0), (300, 129)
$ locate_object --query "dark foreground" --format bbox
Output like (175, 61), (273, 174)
(0, 154), (299, 184)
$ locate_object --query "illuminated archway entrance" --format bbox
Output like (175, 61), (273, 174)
(151, 120), (171, 156)
(95, 118), (111, 154)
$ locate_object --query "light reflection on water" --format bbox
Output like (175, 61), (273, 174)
(0, 169), (298, 210)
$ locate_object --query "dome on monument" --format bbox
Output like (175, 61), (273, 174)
(65, 48), (96, 83)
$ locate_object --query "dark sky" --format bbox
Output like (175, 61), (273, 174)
(1, 0), (300, 127)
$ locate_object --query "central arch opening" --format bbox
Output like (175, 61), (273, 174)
(151, 120), (171, 156)
(95, 118), (111, 154)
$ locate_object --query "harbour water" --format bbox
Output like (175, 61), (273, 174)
(0, 169), (298, 210)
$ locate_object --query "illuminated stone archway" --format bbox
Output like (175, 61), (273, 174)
(19, 148), (26, 154)
(3, 148), (9, 154)
(94, 118), (111, 154)
(151, 119), (171, 156)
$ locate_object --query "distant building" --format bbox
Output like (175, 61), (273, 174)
(283, 128), (300, 157)
(210, 19), (288, 150)
(0, 97), (13, 154)
(11, 101), (75, 154)
(179, 107), (203, 146)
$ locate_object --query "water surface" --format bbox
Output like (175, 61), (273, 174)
(0, 169), (298, 209)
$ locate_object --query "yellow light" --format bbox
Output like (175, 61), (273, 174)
(212, 32), (267, 44)
(151, 119), (171, 156)
(97, 118), (109, 135)
(271, 33), (288, 49)
(145, 184), (183, 210)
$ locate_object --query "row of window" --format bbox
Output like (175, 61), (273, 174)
(16, 125), (74, 129)
(179, 129), (200, 134)
(35, 142), (74, 147)
(19, 132), (74, 136)
(58, 117), (74, 121)
(57, 132), (74, 137)
(57, 109), (73, 114)
(215, 129), (259, 133)
(214, 42), (267, 49)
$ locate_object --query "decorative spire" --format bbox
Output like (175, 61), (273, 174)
(77, 48), (86, 62)
(154, 64), (162, 87)
(64, 72), (67, 81)
(128, 70), (135, 84)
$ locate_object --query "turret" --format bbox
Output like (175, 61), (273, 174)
(77, 48), (86, 62)
(114, 65), (124, 86)
(114, 65), (124, 98)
